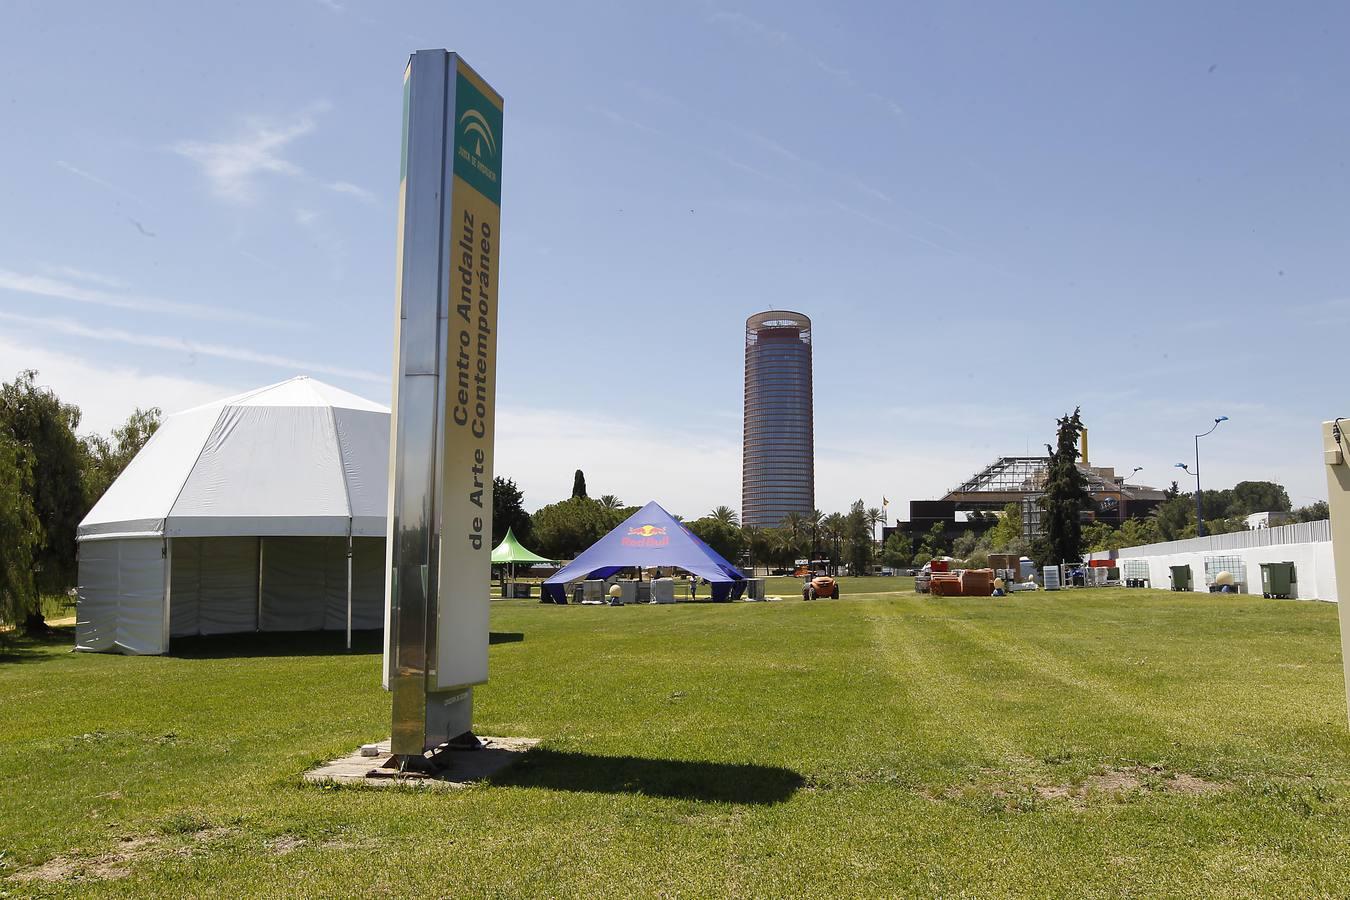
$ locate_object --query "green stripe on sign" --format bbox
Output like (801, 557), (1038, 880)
(452, 71), (503, 205)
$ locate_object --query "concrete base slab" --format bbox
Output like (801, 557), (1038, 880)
(304, 736), (540, 789)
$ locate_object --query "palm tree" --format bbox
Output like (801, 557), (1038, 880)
(807, 508), (824, 563)
(822, 512), (847, 574)
(866, 507), (886, 544)
(709, 505), (739, 527)
(742, 524), (762, 571)
(597, 494), (623, 510)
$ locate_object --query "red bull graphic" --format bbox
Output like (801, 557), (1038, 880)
(622, 524), (669, 547)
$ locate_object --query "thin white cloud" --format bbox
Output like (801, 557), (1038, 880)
(707, 9), (789, 44)
(867, 92), (905, 119)
(0, 311), (385, 384)
(849, 178), (894, 205)
(55, 160), (145, 204)
(0, 336), (242, 435)
(0, 267), (298, 328)
(295, 208), (320, 227)
(741, 128), (804, 164)
(831, 201), (958, 254)
(171, 109), (321, 204)
(589, 105), (663, 137)
(325, 180), (377, 203)
(40, 264), (127, 290)
(812, 56), (854, 86)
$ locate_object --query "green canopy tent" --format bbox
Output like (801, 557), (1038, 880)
(490, 528), (554, 598)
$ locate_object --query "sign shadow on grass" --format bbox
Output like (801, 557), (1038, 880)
(489, 748), (804, 805)
(167, 630), (524, 659)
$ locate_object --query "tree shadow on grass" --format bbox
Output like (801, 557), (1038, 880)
(0, 625), (75, 665)
(489, 748), (804, 805)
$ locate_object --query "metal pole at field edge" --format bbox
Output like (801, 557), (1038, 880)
(1177, 417), (1227, 538)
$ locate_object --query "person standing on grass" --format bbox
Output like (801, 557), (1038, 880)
(689, 574), (697, 599)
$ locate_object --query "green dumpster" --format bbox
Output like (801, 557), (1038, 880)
(1260, 562), (1296, 599)
(1170, 565), (1192, 592)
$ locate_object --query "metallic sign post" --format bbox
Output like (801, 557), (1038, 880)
(384, 50), (503, 765)
(1322, 420), (1350, 726)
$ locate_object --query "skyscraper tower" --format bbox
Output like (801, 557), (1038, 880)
(742, 311), (815, 529)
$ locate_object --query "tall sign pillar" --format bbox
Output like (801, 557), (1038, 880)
(1322, 420), (1350, 726)
(384, 50), (503, 760)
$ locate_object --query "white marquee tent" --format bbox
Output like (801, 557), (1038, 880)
(76, 376), (390, 654)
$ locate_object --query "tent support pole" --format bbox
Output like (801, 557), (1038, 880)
(162, 537), (173, 654)
(257, 536), (264, 632)
(346, 528), (353, 651)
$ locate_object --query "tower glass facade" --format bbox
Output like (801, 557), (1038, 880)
(742, 311), (814, 529)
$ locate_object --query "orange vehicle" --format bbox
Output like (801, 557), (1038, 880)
(802, 574), (840, 600)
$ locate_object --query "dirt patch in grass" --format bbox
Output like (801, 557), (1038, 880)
(265, 834), (306, 855)
(8, 828), (233, 884)
(1035, 765), (1227, 804)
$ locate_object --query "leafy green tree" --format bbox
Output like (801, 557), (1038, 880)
(951, 529), (978, 561)
(1038, 408), (1091, 567)
(1151, 495), (1195, 542)
(1230, 481), (1291, 515)
(880, 531), (913, 570)
(0, 431), (41, 627)
(491, 476), (533, 546)
(571, 469), (587, 499)
(0, 371), (85, 632)
(1081, 520), (1119, 553)
(1294, 500), (1329, 523)
(531, 496), (613, 559)
(81, 406), (161, 505)
(988, 502), (1024, 550)
(1118, 516), (1163, 547)
(686, 517), (746, 565)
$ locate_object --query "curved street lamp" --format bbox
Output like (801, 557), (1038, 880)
(1175, 416), (1228, 537)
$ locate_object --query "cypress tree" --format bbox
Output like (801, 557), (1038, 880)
(571, 469), (587, 499)
(1038, 408), (1091, 567)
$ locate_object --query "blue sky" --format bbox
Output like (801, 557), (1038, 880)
(1, 1), (1346, 518)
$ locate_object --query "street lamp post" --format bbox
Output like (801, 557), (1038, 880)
(1176, 417), (1229, 537)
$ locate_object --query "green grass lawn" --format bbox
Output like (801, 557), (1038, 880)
(3, 587), (1350, 897)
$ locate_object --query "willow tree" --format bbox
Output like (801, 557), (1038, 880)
(1038, 408), (1091, 567)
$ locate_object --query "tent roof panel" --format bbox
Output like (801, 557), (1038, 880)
(78, 406), (224, 537)
(179, 375), (387, 414)
(169, 405), (350, 523)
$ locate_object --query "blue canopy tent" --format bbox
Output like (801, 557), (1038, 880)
(543, 501), (747, 603)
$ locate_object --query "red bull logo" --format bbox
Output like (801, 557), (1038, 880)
(628, 524), (666, 537)
(622, 524), (669, 547)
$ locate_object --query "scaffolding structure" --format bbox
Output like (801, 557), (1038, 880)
(943, 457), (1167, 539)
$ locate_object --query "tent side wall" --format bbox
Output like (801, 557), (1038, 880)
(169, 536), (384, 638)
(77, 537), (168, 655)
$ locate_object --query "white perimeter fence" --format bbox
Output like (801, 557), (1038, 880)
(1112, 519), (1336, 602)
